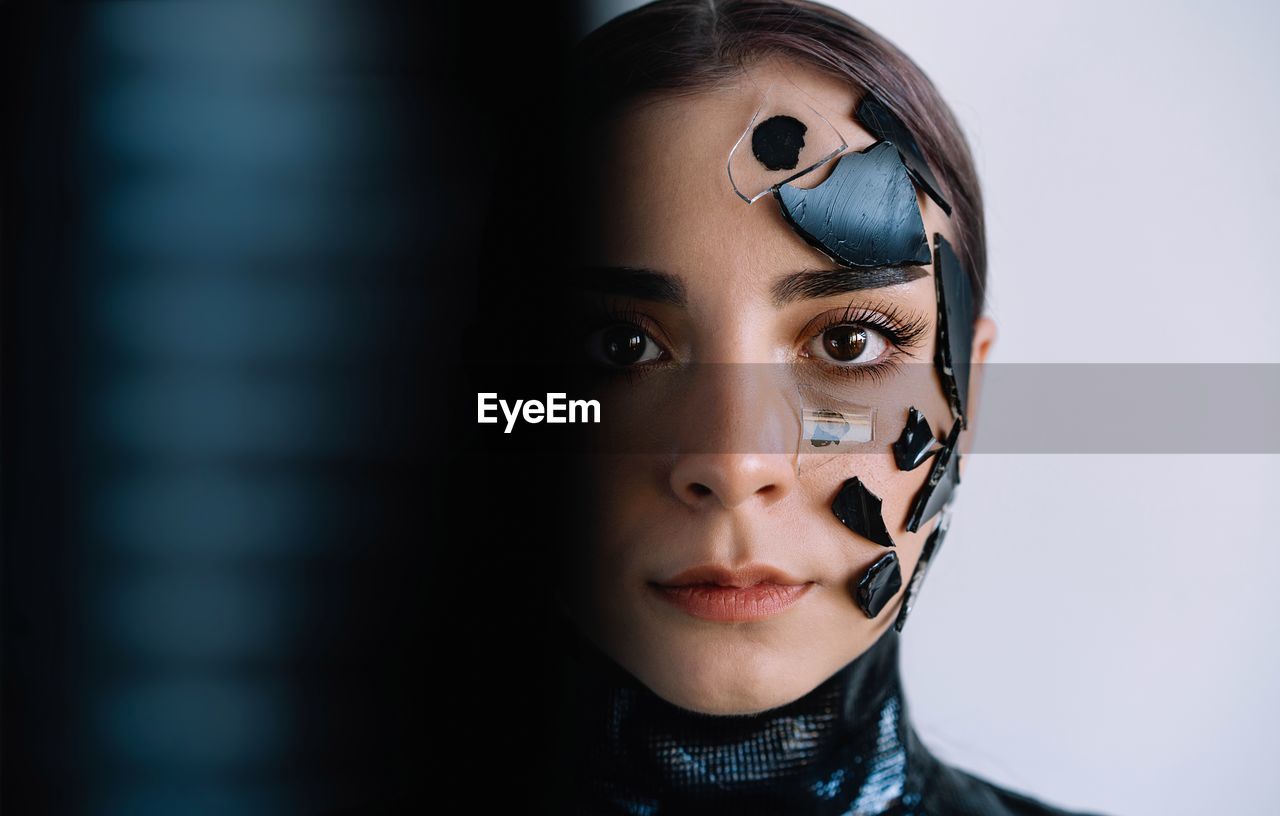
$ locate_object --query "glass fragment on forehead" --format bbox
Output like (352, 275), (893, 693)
(855, 92), (952, 216)
(727, 86), (848, 204)
(774, 141), (931, 269)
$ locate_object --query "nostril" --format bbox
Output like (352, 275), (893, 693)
(689, 483), (713, 498)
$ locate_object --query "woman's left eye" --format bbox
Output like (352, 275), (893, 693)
(807, 324), (891, 366)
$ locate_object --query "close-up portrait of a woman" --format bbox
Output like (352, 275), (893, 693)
(6, 1), (1276, 814)
(449, 0), (1093, 813)
(437, 1), (1276, 814)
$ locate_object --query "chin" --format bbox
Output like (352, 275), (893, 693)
(629, 633), (824, 716)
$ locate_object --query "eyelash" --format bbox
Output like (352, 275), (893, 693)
(582, 300), (929, 384)
(803, 300), (929, 384)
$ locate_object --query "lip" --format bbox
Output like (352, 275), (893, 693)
(649, 563), (814, 623)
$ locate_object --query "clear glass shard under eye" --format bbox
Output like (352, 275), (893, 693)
(727, 90), (848, 204)
(795, 383), (879, 476)
(801, 405), (875, 448)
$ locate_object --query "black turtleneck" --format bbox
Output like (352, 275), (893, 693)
(549, 610), (1108, 816)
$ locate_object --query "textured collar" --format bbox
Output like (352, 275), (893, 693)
(554, 616), (936, 815)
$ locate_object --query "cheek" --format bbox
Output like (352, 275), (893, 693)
(798, 418), (945, 610)
(800, 451), (928, 551)
(575, 455), (670, 568)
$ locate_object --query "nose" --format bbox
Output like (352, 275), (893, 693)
(666, 366), (800, 510)
(669, 451), (797, 509)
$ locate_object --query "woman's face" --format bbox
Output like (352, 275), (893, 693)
(556, 58), (995, 715)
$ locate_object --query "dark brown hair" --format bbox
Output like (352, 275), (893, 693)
(569, 0), (987, 319)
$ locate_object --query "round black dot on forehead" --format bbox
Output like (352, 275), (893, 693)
(751, 115), (808, 171)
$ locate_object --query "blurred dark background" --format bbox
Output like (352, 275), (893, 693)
(4, 1), (585, 813)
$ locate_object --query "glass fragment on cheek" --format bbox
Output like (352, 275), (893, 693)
(932, 233), (975, 427)
(802, 405), (874, 448)
(903, 417), (961, 533)
(727, 85), (848, 204)
(893, 510), (949, 633)
(855, 92), (952, 216)
(773, 142), (931, 269)
(854, 550), (903, 619)
(794, 379), (880, 476)
(892, 406), (942, 471)
(831, 476), (896, 549)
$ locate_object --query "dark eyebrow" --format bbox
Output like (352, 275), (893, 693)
(567, 266), (687, 306)
(566, 264), (926, 309)
(770, 266), (929, 306)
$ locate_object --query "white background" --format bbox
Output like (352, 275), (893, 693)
(581, 2), (1280, 814)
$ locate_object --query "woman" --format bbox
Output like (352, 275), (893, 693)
(445, 1), (1108, 813)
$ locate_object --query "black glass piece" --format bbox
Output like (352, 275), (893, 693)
(893, 512), (950, 633)
(832, 476), (896, 548)
(855, 93), (952, 216)
(774, 141), (931, 269)
(933, 233), (975, 427)
(905, 418), (961, 533)
(892, 406), (941, 471)
(856, 550), (903, 618)
(752, 114), (807, 171)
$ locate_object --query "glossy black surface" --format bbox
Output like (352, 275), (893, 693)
(905, 418), (962, 533)
(855, 93), (953, 215)
(774, 141), (931, 269)
(894, 512), (949, 633)
(832, 476), (897, 548)
(893, 406), (942, 471)
(752, 114), (808, 171)
(856, 550), (903, 618)
(932, 234), (975, 426)
(559, 611), (1109, 815)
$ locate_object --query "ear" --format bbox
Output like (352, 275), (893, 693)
(959, 316), (997, 460)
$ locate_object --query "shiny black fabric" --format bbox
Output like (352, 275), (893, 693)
(556, 615), (1108, 816)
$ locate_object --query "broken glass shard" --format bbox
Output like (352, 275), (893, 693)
(855, 93), (952, 216)
(905, 418), (961, 533)
(893, 510), (950, 633)
(728, 88), (848, 203)
(933, 234), (975, 426)
(832, 476), (896, 548)
(774, 141), (931, 269)
(892, 406), (940, 471)
(856, 550), (903, 619)
(802, 404), (874, 448)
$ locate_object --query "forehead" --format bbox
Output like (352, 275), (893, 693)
(577, 60), (879, 277)
(613, 58), (876, 167)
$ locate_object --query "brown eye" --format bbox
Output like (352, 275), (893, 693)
(587, 323), (663, 367)
(824, 325), (867, 361)
(808, 324), (889, 366)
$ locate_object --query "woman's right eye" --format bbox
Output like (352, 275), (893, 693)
(585, 322), (665, 367)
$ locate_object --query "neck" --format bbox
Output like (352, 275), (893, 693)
(552, 616), (936, 814)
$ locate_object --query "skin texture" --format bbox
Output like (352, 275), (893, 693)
(557, 57), (996, 716)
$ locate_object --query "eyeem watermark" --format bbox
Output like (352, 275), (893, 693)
(477, 393), (601, 433)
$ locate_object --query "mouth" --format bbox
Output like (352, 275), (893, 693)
(648, 563), (815, 623)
